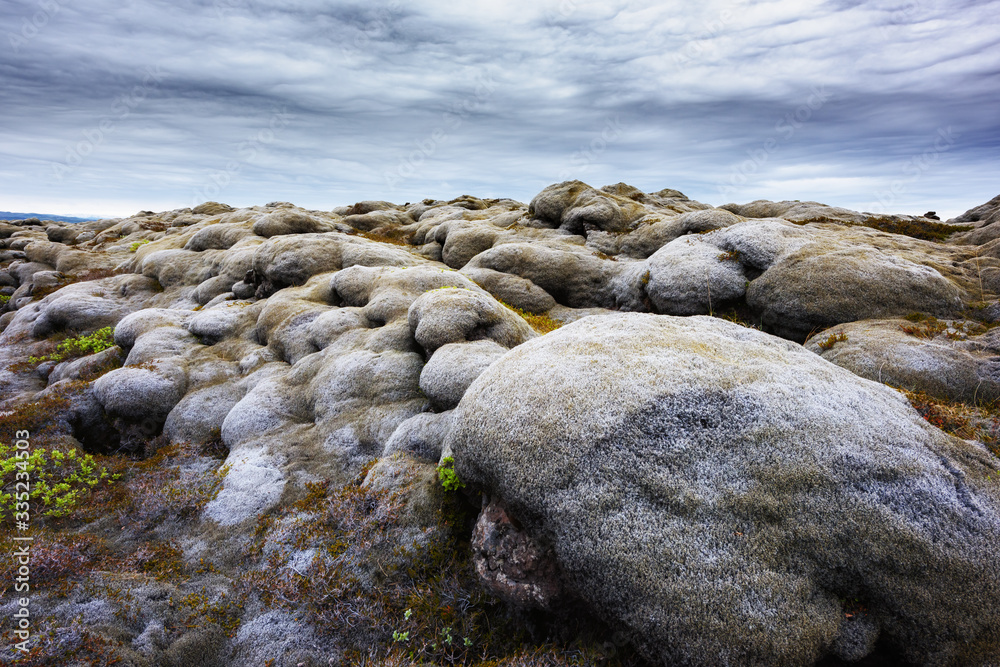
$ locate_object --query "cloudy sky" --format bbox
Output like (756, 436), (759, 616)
(1, 0), (998, 219)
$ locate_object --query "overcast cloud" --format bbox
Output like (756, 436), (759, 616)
(1, 0), (998, 218)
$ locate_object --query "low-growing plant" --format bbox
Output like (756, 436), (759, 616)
(437, 456), (465, 492)
(0, 389), (73, 444)
(789, 216), (972, 242)
(26, 327), (115, 366)
(899, 315), (948, 339)
(717, 248), (740, 262)
(0, 294), (9, 305)
(817, 332), (848, 350)
(129, 239), (151, 252)
(901, 388), (1000, 459)
(712, 306), (760, 330)
(0, 442), (121, 521)
(858, 216), (973, 242)
(898, 314), (997, 341)
(498, 300), (562, 334)
(357, 228), (414, 246)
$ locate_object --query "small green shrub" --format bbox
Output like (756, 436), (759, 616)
(437, 457), (465, 492)
(0, 294), (9, 305)
(129, 239), (151, 252)
(0, 442), (120, 521)
(27, 327), (115, 365)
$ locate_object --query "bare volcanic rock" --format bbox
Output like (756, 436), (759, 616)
(447, 313), (1000, 667)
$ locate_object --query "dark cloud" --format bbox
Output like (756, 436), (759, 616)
(0, 0), (997, 218)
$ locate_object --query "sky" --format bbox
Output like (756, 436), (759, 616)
(1, 0), (998, 220)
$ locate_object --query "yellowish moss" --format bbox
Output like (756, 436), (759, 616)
(817, 332), (848, 350)
(498, 301), (562, 334)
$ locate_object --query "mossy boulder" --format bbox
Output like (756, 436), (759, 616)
(448, 313), (1000, 667)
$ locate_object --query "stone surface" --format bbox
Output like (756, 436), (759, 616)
(4, 185), (1000, 667)
(448, 313), (1000, 667)
(419, 339), (509, 410)
(471, 496), (563, 610)
(805, 318), (1000, 404)
(645, 236), (747, 315)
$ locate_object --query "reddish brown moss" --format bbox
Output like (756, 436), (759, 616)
(902, 388), (1000, 458)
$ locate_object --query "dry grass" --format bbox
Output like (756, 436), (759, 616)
(712, 306), (761, 330)
(901, 388), (1000, 458)
(358, 228), (414, 246)
(227, 463), (638, 665)
(791, 216), (973, 242)
(858, 216), (973, 241)
(899, 313), (1000, 341)
(29, 267), (125, 301)
(0, 385), (75, 444)
(0, 438), (230, 664)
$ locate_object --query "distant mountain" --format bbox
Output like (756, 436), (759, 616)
(0, 211), (103, 223)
